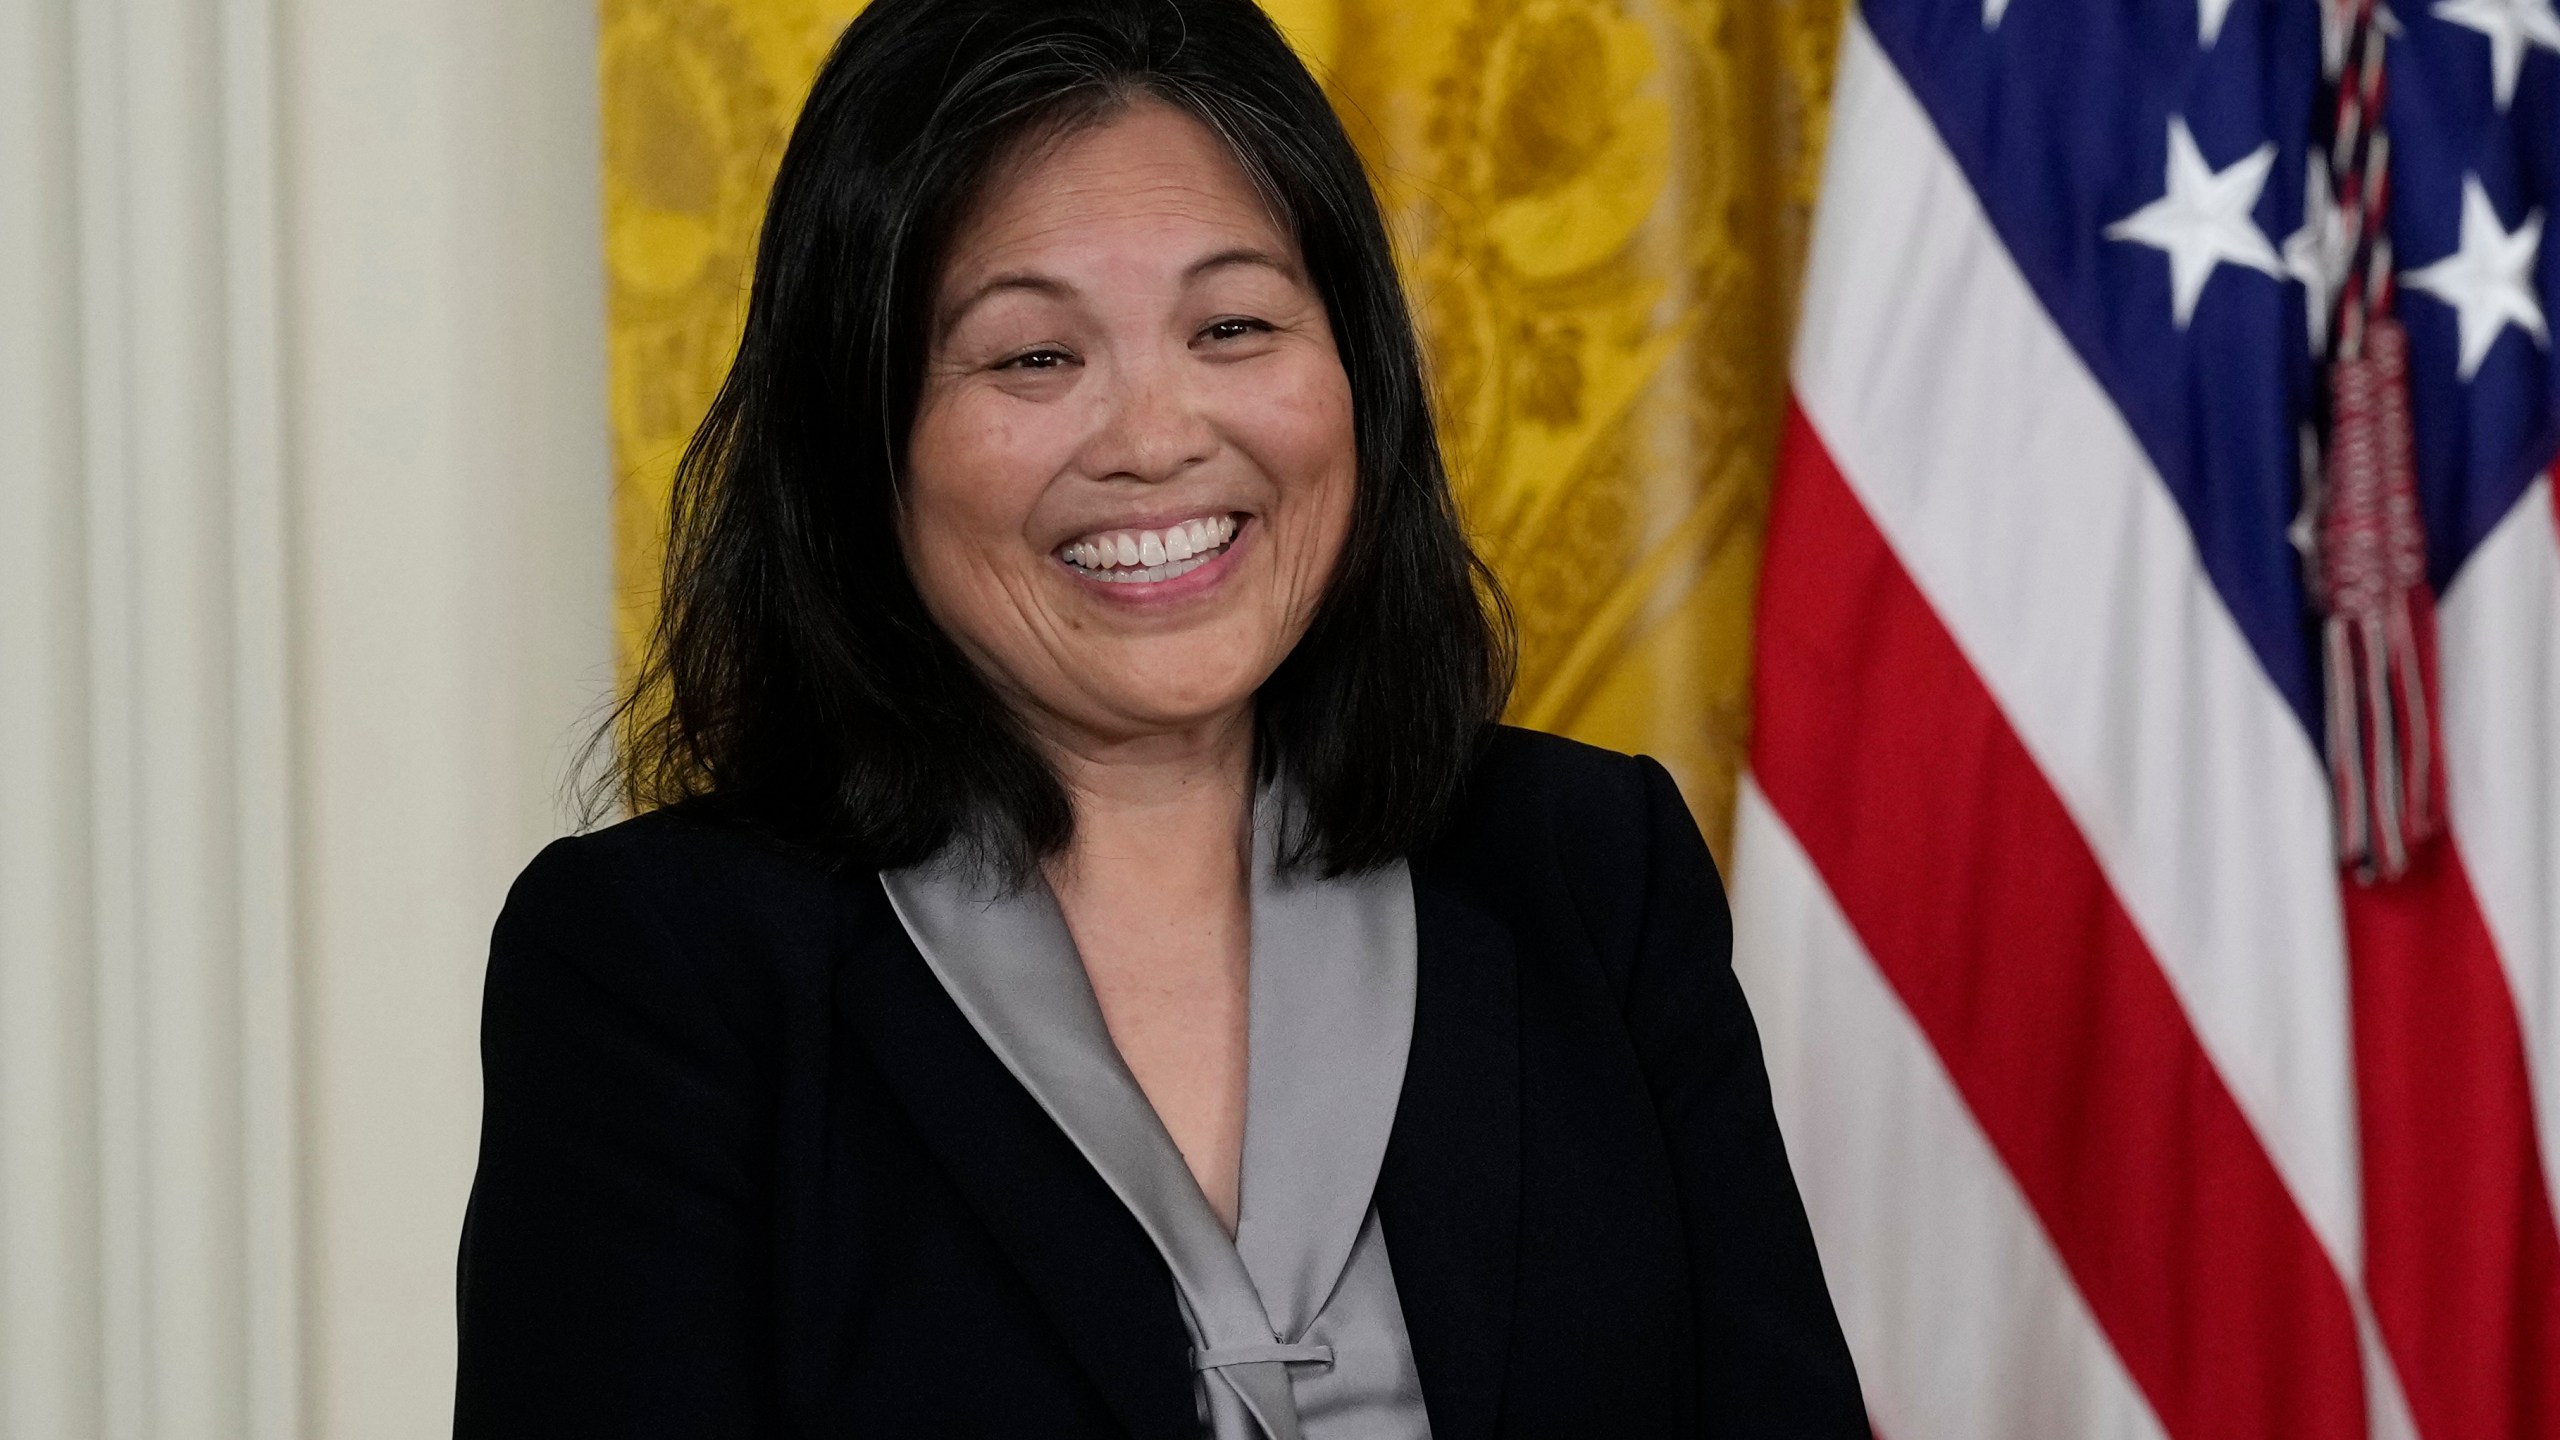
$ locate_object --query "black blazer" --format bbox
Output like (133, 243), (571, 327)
(454, 727), (1865, 1437)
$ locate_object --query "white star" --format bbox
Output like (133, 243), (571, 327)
(2286, 162), (2353, 353)
(2106, 117), (2286, 327)
(2402, 174), (2548, 379)
(2431, 0), (2560, 109)
(2202, 0), (2241, 44)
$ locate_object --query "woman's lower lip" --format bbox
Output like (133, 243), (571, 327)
(1059, 517), (1251, 603)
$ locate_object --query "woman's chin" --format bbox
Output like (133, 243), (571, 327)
(1052, 679), (1262, 746)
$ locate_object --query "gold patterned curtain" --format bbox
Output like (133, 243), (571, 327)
(601, 0), (1845, 860)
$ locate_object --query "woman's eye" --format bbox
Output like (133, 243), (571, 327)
(1200, 317), (1271, 344)
(997, 348), (1075, 371)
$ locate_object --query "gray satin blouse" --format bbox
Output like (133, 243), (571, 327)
(880, 795), (1434, 1440)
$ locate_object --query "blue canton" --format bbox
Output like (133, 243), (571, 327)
(1858, 0), (2560, 743)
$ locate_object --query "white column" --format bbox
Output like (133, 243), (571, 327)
(0, 0), (105, 1431)
(0, 0), (609, 1432)
(2, 0), (299, 1434)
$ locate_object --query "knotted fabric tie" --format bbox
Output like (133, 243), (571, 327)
(1188, 1339), (1334, 1440)
(1191, 1341), (1336, 1372)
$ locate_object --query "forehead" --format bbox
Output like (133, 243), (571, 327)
(940, 100), (1295, 282)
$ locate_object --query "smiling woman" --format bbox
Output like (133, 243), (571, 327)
(903, 104), (1360, 816)
(596, 0), (1502, 888)
(453, 2), (1865, 1435)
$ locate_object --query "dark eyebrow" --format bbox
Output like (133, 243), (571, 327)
(1185, 247), (1298, 284)
(935, 272), (1076, 342)
(935, 249), (1301, 342)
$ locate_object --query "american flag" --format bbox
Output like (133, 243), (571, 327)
(1730, 0), (2560, 1437)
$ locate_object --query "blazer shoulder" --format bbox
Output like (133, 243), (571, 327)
(1454, 725), (1661, 864)
(1466, 724), (1653, 808)
(1439, 725), (1713, 965)
(517, 798), (835, 905)
(495, 803), (856, 1010)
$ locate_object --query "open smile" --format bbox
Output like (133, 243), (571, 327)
(1057, 513), (1243, 586)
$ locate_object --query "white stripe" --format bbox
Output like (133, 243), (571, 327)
(1732, 781), (2170, 1440)
(1789, 16), (2363, 1281)
(2439, 473), (2560, 1206)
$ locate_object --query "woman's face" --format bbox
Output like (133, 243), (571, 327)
(902, 100), (1357, 756)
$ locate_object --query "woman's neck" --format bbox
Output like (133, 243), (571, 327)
(1035, 707), (1258, 894)
(1031, 705), (1257, 1230)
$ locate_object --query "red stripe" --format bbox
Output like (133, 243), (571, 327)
(2346, 842), (2560, 1440)
(1751, 403), (2368, 1440)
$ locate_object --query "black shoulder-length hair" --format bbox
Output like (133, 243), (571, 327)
(601, 0), (1513, 879)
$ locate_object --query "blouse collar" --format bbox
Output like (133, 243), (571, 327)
(880, 787), (1417, 1439)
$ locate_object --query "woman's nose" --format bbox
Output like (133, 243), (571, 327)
(1077, 353), (1217, 485)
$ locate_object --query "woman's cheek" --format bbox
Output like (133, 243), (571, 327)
(1261, 364), (1357, 593)
(917, 396), (1050, 556)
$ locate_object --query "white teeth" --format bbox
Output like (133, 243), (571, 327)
(1061, 516), (1240, 580)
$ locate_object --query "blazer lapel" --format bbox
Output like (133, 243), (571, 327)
(830, 875), (1199, 1440)
(1376, 874), (1523, 1439)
